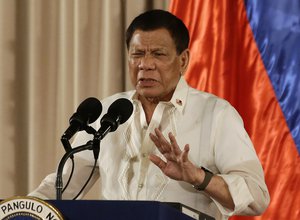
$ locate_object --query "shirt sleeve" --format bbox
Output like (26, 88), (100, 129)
(211, 103), (270, 216)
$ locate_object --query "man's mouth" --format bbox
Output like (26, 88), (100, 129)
(139, 78), (157, 82)
(138, 78), (158, 86)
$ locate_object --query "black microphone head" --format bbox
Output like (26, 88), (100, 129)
(107, 98), (133, 124)
(70, 97), (102, 127)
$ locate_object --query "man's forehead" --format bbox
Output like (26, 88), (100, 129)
(131, 28), (172, 38)
(129, 29), (175, 49)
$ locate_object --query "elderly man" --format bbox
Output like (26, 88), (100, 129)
(29, 10), (270, 220)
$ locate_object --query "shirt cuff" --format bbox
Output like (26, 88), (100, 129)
(211, 174), (254, 216)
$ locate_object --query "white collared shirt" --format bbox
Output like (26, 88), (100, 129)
(29, 77), (269, 220)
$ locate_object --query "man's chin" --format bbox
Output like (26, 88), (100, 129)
(140, 93), (160, 100)
(137, 87), (159, 96)
(137, 90), (161, 101)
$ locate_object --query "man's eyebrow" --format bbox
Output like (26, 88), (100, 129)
(130, 47), (166, 52)
(152, 48), (165, 51)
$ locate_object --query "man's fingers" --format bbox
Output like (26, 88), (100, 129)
(150, 128), (171, 154)
(168, 132), (182, 156)
(150, 128), (190, 164)
(181, 144), (190, 162)
(149, 154), (166, 170)
(149, 132), (160, 147)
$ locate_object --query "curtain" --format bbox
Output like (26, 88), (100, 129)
(0, 0), (169, 199)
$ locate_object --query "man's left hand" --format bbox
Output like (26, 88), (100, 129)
(149, 128), (203, 185)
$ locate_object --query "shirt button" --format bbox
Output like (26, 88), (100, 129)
(138, 183), (144, 188)
(142, 153), (147, 158)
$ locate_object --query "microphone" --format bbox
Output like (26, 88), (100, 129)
(61, 97), (102, 153)
(56, 98), (132, 199)
(92, 98), (133, 159)
(98, 98), (133, 138)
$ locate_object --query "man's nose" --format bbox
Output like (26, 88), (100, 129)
(138, 55), (155, 70)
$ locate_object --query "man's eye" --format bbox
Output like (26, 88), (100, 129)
(154, 52), (166, 57)
(131, 53), (144, 57)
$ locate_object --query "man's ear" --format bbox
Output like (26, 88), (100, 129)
(179, 49), (190, 74)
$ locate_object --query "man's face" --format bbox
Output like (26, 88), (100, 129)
(128, 28), (189, 102)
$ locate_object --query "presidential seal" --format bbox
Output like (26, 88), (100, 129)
(0, 196), (64, 220)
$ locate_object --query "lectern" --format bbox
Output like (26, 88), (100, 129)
(48, 200), (215, 220)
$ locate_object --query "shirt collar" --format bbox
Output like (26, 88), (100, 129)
(169, 76), (188, 114)
(131, 76), (189, 114)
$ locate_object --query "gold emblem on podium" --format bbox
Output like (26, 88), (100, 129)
(0, 196), (64, 219)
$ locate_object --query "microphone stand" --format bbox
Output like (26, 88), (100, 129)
(55, 140), (95, 200)
(55, 118), (121, 200)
